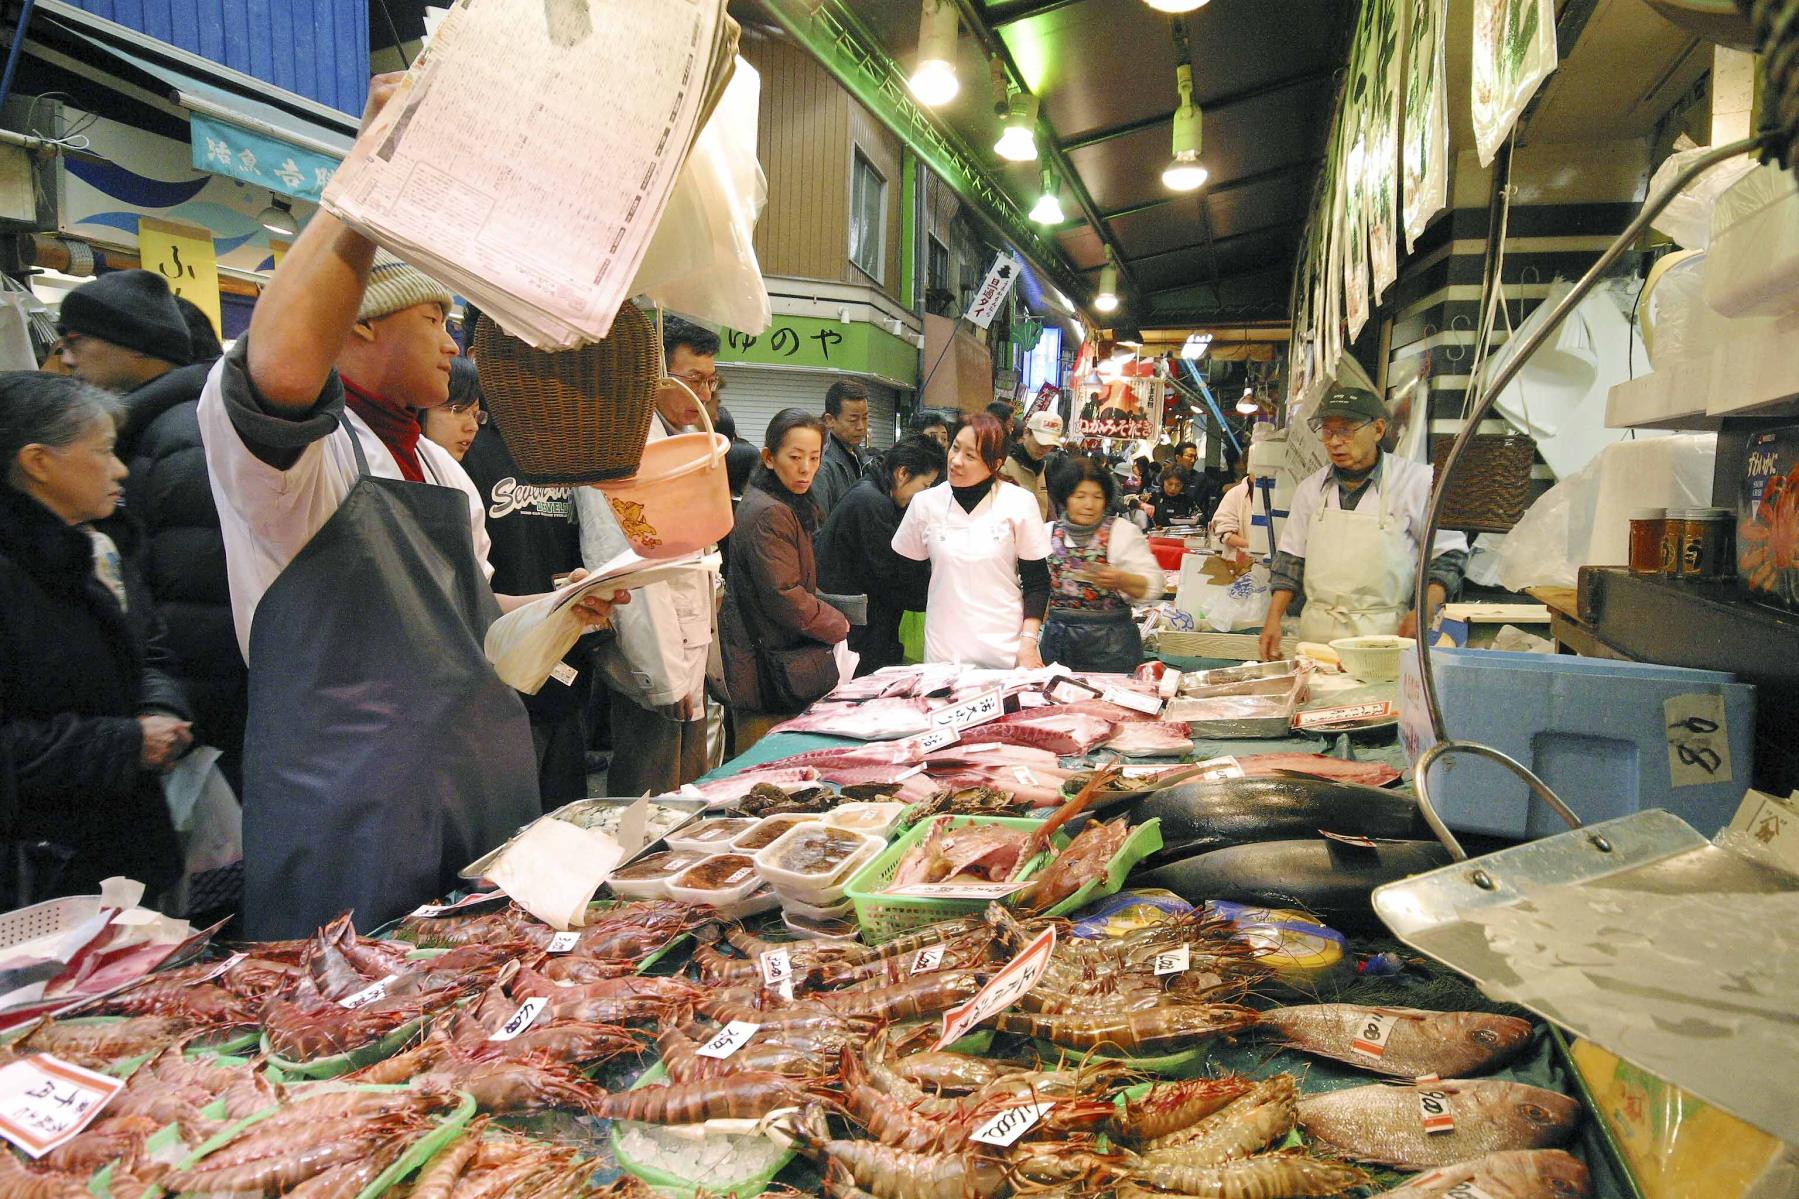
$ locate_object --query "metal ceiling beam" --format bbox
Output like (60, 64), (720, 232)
(1147, 265), (1293, 300)
(981, 0), (1083, 27)
(946, 0), (1143, 310)
(1120, 219), (1303, 268)
(1085, 158), (1321, 226)
(1058, 69), (1331, 152)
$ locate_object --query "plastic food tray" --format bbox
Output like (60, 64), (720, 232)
(822, 802), (909, 840)
(843, 815), (1067, 944)
(667, 818), (762, 855)
(728, 814), (823, 854)
(607, 849), (717, 901)
(753, 826), (884, 894)
(1036, 818), (1165, 919)
(775, 889), (855, 922)
(665, 853), (763, 907)
(611, 1061), (797, 1198)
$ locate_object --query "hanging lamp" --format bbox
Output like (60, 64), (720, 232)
(909, 0), (960, 106)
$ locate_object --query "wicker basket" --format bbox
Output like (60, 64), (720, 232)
(473, 306), (660, 485)
(1428, 433), (1539, 532)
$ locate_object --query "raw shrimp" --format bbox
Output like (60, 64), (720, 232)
(816, 970), (984, 1020)
(990, 1003), (1258, 1053)
(18, 1015), (192, 1066)
(162, 1116), (410, 1193)
(534, 954), (639, 983)
(1143, 1076), (1296, 1162)
(414, 1052), (602, 1115)
(408, 1127), (481, 1199)
(284, 1132), (412, 1199)
(1116, 1075), (1255, 1143)
(787, 1108), (1010, 1199)
(838, 1046), (979, 1152)
(656, 1027), (824, 1081)
(98, 980), (261, 1025)
(0, 1152), (91, 1199)
(1121, 1150), (1368, 1197)
(591, 1069), (823, 1124)
(894, 1051), (1025, 1095)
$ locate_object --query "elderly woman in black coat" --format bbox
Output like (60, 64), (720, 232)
(0, 372), (191, 901)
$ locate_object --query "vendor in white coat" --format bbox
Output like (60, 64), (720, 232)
(892, 412), (1051, 669)
(1258, 388), (1468, 660)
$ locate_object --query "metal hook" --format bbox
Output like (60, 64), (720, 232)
(1412, 740), (1585, 863)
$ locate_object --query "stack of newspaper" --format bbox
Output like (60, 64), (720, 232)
(324, 0), (738, 349)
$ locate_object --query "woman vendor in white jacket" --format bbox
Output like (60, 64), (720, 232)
(1038, 455), (1164, 674)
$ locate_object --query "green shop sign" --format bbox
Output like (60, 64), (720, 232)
(717, 315), (919, 388)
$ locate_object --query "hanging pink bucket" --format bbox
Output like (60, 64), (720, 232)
(593, 381), (733, 558)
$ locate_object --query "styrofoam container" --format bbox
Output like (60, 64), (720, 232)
(1705, 164), (1799, 318)
(776, 890), (855, 922)
(717, 886), (781, 921)
(782, 909), (863, 942)
(753, 825), (884, 894)
(729, 813), (822, 854)
(822, 802), (907, 840)
(605, 848), (717, 901)
(664, 853), (763, 906)
(666, 818), (760, 854)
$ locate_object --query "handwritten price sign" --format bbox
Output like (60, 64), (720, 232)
(911, 945), (946, 974)
(1152, 944), (1190, 975)
(968, 1100), (1054, 1147)
(1418, 1083), (1456, 1134)
(1350, 1009), (1399, 1058)
(931, 689), (1005, 731)
(1101, 687), (1163, 716)
(759, 948), (795, 1001)
(337, 974), (398, 1010)
(890, 880), (1029, 901)
(935, 925), (1055, 1049)
(696, 1020), (760, 1060)
(0, 1055), (124, 1157)
(489, 997), (548, 1042)
(913, 726), (961, 754)
(1295, 701), (1397, 730)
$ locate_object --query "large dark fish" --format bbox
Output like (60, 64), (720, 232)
(1125, 777), (1422, 866)
(1297, 1079), (1582, 1170)
(1129, 838), (1452, 931)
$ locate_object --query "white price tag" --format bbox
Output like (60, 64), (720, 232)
(1152, 944), (1190, 975)
(891, 880), (1030, 900)
(759, 949), (795, 1001)
(189, 951), (246, 985)
(1295, 700), (1397, 730)
(1013, 767), (1038, 786)
(1102, 687), (1163, 716)
(696, 1020), (761, 1059)
(915, 725), (960, 754)
(549, 661), (580, 687)
(910, 945), (946, 974)
(1418, 1081), (1455, 1133)
(936, 925), (1056, 1050)
(338, 975), (398, 1010)
(931, 688), (1005, 731)
(1442, 1182), (1495, 1199)
(1349, 1009), (1399, 1058)
(1194, 756), (1245, 781)
(547, 931), (581, 953)
(894, 764), (928, 781)
(968, 1100), (1054, 1147)
(489, 996), (549, 1042)
(0, 1055), (125, 1157)
(410, 891), (505, 918)
(1046, 678), (1095, 705)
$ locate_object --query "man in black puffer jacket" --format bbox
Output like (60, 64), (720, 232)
(59, 272), (245, 792)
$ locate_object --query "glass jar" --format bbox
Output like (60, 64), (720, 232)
(1662, 509), (1692, 575)
(1677, 508), (1734, 579)
(1629, 508), (1666, 575)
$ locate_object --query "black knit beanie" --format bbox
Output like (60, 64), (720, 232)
(57, 270), (193, 367)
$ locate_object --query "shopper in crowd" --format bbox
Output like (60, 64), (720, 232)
(197, 73), (618, 939)
(577, 315), (722, 796)
(811, 379), (869, 516)
(0, 372), (191, 900)
(985, 400), (1017, 442)
(816, 434), (946, 677)
(425, 355), (590, 805)
(1039, 455), (1164, 674)
(907, 409), (950, 449)
(892, 412), (1050, 669)
(1211, 452), (1257, 554)
(720, 408), (850, 750)
(62, 275), (248, 796)
(1001, 409), (1063, 520)
(1173, 439), (1221, 515)
(1260, 387), (1468, 660)
(1145, 466), (1203, 526)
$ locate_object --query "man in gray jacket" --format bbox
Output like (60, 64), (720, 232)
(811, 379), (869, 517)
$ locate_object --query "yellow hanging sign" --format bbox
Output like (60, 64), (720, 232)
(137, 217), (221, 336)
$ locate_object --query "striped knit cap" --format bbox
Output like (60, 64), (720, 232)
(357, 250), (454, 322)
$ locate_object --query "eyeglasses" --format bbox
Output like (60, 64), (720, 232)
(445, 400), (488, 424)
(669, 371), (725, 394)
(1307, 416), (1372, 442)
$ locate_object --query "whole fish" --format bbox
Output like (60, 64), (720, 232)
(1128, 777), (1423, 865)
(1133, 838), (1451, 931)
(1257, 1004), (1533, 1078)
(1376, 1149), (1592, 1197)
(1297, 1079), (1581, 1170)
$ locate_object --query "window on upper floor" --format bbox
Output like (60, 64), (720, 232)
(927, 236), (949, 295)
(849, 150), (886, 282)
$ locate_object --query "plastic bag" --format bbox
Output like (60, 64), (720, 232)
(1206, 563), (1271, 633)
(1471, 0), (1557, 167)
(630, 58), (771, 334)
(1649, 135), (1757, 251)
(161, 746), (243, 918)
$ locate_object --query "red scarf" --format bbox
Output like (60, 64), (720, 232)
(342, 378), (424, 482)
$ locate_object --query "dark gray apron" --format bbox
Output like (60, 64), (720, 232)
(241, 426), (540, 939)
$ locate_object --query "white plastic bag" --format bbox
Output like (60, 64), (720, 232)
(161, 746), (242, 918)
(1471, 0), (1557, 167)
(1206, 563), (1272, 632)
(1649, 135), (1757, 251)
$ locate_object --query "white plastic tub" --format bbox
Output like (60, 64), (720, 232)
(776, 889), (855, 922)
(822, 802), (907, 841)
(666, 818), (760, 855)
(754, 826), (884, 896)
(1705, 165), (1799, 317)
(664, 853), (763, 907)
(605, 849), (716, 901)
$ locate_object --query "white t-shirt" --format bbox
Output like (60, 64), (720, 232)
(892, 479), (1050, 667)
(1277, 452), (1468, 565)
(197, 353), (494, 664)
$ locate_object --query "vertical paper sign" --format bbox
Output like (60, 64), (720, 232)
(138, 218), (222, 336)
(1664, 693), (1732, 788)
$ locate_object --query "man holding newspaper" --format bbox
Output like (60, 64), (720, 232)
(197, 75), (624, 939)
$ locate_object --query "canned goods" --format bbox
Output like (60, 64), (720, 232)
(1629, 508), (1666, 575)
(1669, 507), (1734, 579)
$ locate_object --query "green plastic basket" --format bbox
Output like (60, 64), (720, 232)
(610, 1061), (797, 1198)
(842, 816), (1066, 944)
(1037, 818), (1164, 919)
(260, 1015), (426, 1080)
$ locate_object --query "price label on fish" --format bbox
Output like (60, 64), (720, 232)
(0, 1055), (125, 1157)
(914, 726), (960, 754)
(489, 997), (548, 1042)
(1152, 944), (1190, 975)
(696, 1020), (761, 1059)
(1294, 701), (1397, 730)
(546, 931), (581, 953)
(910, 945), (945, 974)
(935, 925), (1056, 1050)
(338, 974), (399, 1010)
(759, 948), (795, 1001)
(1442, 1183), (1494, 1199)
(410, 890), (506, 918)
(1417, 1080), (1456, 1134)
(891, 880), (1030, 901)
(1102, 687), (1164, 716)
(1350, 1009), (1399, 1058)
(191, 951), (246, 985)
(1193, 756), (1245, 781)
(968, 1100), (1055, 1147)
(931, 688), (1005, 731)
(1046, 678), (1097, 705)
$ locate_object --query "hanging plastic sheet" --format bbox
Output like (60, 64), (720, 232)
(1472, 0), (1558, 166)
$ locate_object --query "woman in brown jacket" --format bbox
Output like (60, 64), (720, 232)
(721, 408), (850, 751)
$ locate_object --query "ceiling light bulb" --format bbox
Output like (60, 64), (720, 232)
(1164, 63), (1207, 192)
(1235, 395), (1259, 414)
(994, 92), (1039, 162)
(1029, 168), (1064, 224)
(1094, 260), (1119, 313)
(1180, 332), (1212, 360)
(909, 0), (960, 106)
(258, 197), (298, 237)
(1145, 0), (1210, 11)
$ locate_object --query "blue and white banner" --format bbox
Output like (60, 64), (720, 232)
(188, 113), (339, 204)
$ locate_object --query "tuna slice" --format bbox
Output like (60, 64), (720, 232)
(754, 740), (928, 772)
(1101, 721), (1193, 757)
(676, 768), (820, 804)
(769, 697), (934, 740)
(960, 712), (1116, 756)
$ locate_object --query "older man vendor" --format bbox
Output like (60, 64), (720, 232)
(1258, 388), (1467, 660)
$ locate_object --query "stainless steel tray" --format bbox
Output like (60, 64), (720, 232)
(461, 796), (707, 879)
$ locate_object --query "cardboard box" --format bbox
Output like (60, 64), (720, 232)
(1739, 425), (1799, 611)
(1398, 647), (1756, 838)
